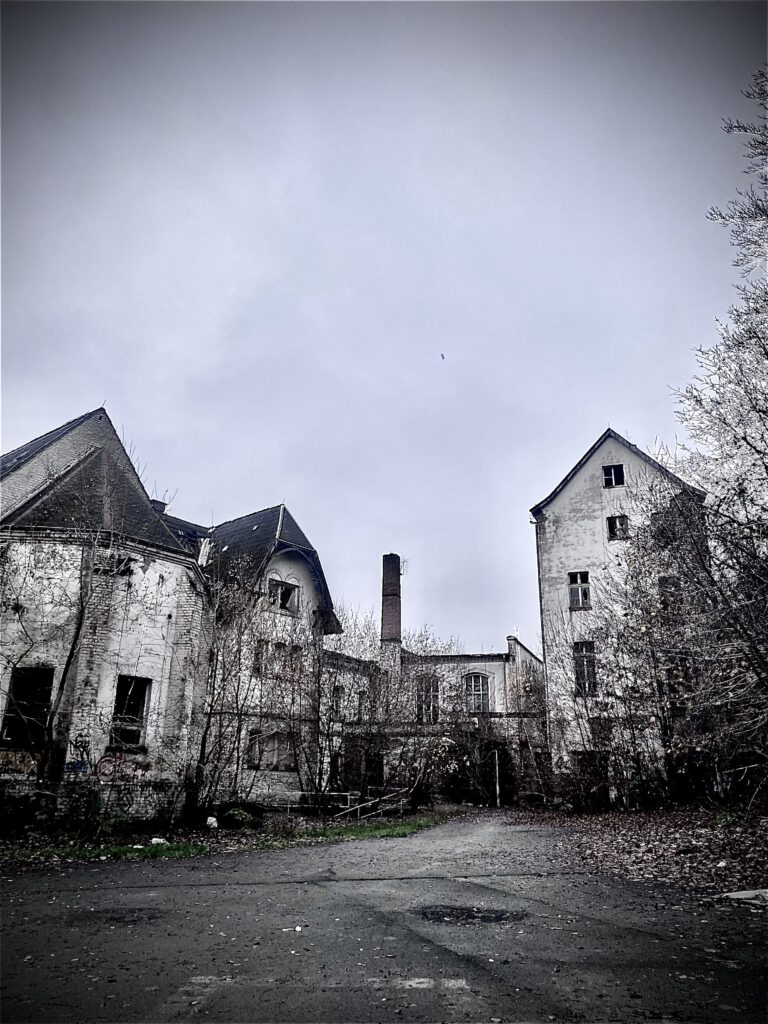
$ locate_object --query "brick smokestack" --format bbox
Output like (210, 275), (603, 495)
(381, 553), (401, 643)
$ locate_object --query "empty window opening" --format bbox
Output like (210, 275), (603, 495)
(268, 580), (299, 613)
(0, 666), (54, 753)
(602, 464), (625, 488)
(573, 642), (597, 697)
(607, 515), (629, 540)
(465, 673), (490, 714)
(416, 676), (440, 724)
(568, 571), (591, 609)
(110, 675), (151, 749)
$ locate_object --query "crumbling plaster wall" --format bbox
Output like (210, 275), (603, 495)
(0, 536), (208, 781)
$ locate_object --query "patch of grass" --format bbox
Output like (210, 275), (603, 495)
(306, 815), (443, 843)
(9, 840), (208, 863)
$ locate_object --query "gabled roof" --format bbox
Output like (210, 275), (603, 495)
(1, 409), (187, 553)
(0, 408), (104, 479)
(5, 448), (187, 550)
(529, 428), (705, 518)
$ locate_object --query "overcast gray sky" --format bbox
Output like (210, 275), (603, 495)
(2, 1), (765, 652)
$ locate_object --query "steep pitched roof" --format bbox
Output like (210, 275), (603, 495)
(5, 448), (187, 550)
(529, 428), (705, 517)
(1, 410), (187, 552)
(0, 408), (104, 479)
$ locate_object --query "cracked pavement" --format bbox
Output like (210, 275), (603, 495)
(2, 816), (765, 1022)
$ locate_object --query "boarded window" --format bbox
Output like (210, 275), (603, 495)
(0, 666), (54, 753)
(110, 675), (151, 749)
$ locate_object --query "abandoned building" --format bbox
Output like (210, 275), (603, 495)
(0, 409), (341, 819)
(530, 427), (705, 799)
(348, 553), (548, 805)
(0, 408), (546, 820)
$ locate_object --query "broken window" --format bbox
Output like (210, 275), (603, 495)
(573, 642), (597, 697)
(416, 676), (440, 724)
(0, 665), (54, 753)
(268, 579), (299, 614)
(568, 571), (591, 609)
(465, 673), (490, 714)
(110, 675), (150, 749)
(607, 515), (629, 541)
(602, 464), (625, 488)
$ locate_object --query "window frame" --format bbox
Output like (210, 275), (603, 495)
(268, 579), (300, 614)
(568, 571), (591, 610)
(464, 673), (490, 714)
(573, 641), (597, 697)
(109, 675), (151, 751)
(0, 665), (55, 753)
(602, 464), (625, 489)
(606, 514), (629, 541)
(331, 684), (345, 720)
(248, 728), (294, 771)
(415, 676), (440, 724)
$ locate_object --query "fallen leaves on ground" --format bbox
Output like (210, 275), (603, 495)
(505, 808), (767, 894)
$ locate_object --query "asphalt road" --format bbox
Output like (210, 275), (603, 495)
(2, 816), (765, 1023)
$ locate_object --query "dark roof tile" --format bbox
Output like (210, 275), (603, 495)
(0, 408), (104, 479)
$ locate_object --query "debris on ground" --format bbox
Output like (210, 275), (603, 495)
(505, 808), (767, 894)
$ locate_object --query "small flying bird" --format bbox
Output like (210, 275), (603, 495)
(441, 353), (445, 360)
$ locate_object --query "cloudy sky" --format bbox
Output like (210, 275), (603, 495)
(2, 1), (764, 651)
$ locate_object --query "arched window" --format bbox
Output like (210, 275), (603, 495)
(465, 673), (490, 714)
(416, 676), (440, 724)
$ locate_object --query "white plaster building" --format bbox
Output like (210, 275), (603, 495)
(0, 409), (340, 819)
(530, 428), (704, 781)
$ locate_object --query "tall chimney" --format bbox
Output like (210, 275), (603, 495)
(381, 553), (401, 642)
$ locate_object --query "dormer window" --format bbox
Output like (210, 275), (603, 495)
(602, 464), (625, 488)
(268, 579), (299, 613)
